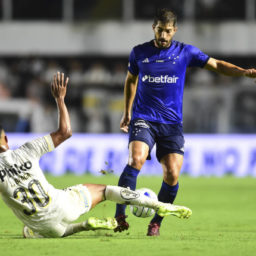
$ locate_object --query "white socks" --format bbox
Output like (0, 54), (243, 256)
(105, 185), (160, 210)
(62, 222), (87, 237)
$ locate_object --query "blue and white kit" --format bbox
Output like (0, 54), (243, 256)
(128, 40), (209, 159)
(128, 40), (209, 124)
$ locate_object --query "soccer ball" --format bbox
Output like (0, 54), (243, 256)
(130, 188), (158, 218)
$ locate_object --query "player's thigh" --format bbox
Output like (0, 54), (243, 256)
(128, 140), (149, 166)
(128, 119), (155, 164)
(156, 133), (185, 162)
(61, 184), (92, 222)
(36, 222), (67, 238)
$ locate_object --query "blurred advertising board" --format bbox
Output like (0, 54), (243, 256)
(8, 133), (256, 177)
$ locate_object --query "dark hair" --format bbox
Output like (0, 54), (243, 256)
(153, 8), (177, 27)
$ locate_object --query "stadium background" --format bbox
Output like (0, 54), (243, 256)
(1, 0), (256, 176)
(1, 1), (256, 255)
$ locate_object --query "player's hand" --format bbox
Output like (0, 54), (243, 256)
(51, 71), (69, 99)
(244, 68), (256, 82)
(120, 114), (131, 133)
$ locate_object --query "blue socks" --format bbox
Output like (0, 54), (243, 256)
(114, 166), (179, 226)
(115, 165), (140, 217)
(150, 181), (179, 225)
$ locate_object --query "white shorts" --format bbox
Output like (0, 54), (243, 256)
(61, 184), (92, 221)
(35, 184), (92, 238)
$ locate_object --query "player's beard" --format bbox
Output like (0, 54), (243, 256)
(155, 36), (172, 49)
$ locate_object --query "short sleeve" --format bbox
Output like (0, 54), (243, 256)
(128, 48), (139, 75)
(186, 45), (210, 68)
(17, 134), (55, 160)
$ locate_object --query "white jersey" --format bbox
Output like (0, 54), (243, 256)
(0, 135), (91, 237)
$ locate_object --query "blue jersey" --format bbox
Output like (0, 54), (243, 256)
(128, 40), (209, 124)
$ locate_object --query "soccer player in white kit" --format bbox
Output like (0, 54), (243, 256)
(0, 72), (192, 238)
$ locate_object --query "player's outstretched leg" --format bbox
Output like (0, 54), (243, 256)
(156, 203), (192, 219)
(105, 186), (192, 219)
(85, 217), (118, 230)
(24, 217), (118, 238)
(62, 217), (117, 237)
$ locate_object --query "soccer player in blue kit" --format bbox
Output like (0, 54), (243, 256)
(114, 8), (256, 236)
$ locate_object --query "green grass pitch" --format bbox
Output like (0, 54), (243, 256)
(0, 174), (255, 256)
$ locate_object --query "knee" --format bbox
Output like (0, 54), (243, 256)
(42, 228), (64, 238)
(164, 167), (180, 185)
(128, 154), (146, 170)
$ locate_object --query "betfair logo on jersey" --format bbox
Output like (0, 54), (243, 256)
(142, 75), (179, 84)
(0, 161), (32, 182)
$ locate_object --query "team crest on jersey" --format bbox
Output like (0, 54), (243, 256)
(168, 54), (180, 64)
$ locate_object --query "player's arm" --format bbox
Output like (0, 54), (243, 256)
(120, 71), (138, 132)
(50, 72), (72, 148)
(204, 57), (256, 80)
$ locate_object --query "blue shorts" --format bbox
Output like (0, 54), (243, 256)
(129, 118), (185, 162)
